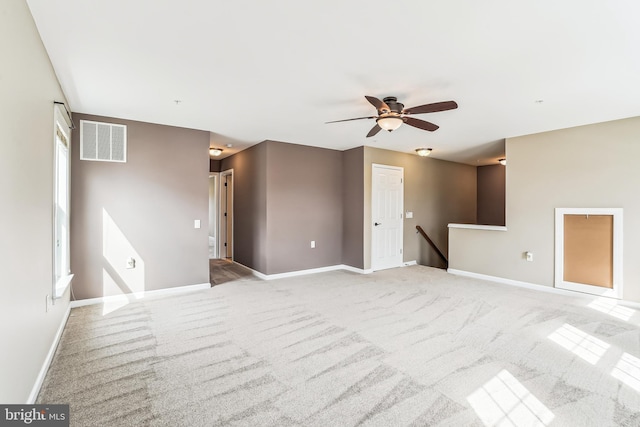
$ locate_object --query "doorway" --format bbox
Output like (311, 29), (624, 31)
(208, 174), (218, 259)
(219, 169), (234, 260)
(555, 208), (623, 299)
(371, 164), (404, 271)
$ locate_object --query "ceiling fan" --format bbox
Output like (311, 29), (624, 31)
(326, 96), (458, 137)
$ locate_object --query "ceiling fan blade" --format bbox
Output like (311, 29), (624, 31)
(403, 100), (458, 115)
(366, 124), (382, 138)
(365, 96), (390, 113)
(403, 117), (439, 132)
(326, 116), (376, 124)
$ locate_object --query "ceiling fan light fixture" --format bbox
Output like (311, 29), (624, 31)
(377, 116), (403, 132)
(210, 148), (223, 156)
(499, 158), (506, 165)
(415, 148), (432, 157)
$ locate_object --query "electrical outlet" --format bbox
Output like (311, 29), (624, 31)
(126, 257), (136, 269)
(525, 252), (533, 262)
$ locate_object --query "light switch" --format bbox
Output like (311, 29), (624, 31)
(311, 240), (316, 248)
(405, 211), (413, 219)
(194, 220), (201, 229)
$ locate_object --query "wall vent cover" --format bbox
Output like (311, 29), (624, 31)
(80, 120), (127, 162)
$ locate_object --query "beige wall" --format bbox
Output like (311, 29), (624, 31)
(363, 148), (477, 269)
(449, 116), (640, 302)
(0, 1), (71, 402)
(71, 114), (210, 299)
(477, 164), (506, 226)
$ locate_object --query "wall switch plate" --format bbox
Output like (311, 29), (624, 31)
(194, 219), (201, 229)
(126, 257), (136, 269)
(405, 211), (413, 219)
(311, 240), (316, 248)
(526, 252), (533, 262)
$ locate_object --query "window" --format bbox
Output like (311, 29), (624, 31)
(53, 105), (73, 298)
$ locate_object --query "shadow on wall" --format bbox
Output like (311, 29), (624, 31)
(101, 208), (145, 315)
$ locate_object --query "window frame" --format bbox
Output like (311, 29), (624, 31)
(53, 105), (73, 299)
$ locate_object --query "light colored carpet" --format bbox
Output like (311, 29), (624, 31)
(37, 265), (640, 426)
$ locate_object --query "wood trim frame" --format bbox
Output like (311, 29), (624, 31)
(555, 208), (624, 299)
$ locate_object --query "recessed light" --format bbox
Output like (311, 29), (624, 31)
(226, 144), (233, 148)
(209, 148), (223, 156)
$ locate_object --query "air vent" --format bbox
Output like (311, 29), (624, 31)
(80, 120), (127, 162)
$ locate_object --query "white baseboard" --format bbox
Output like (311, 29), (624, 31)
(27, 304), (71, 404)
(70, 282), (211, 308)
(234, 262), (373, 280)
(447, 268), (640, 309)
(340, 264), (374, 275)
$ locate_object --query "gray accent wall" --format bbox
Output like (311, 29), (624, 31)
(221, 143), (268, 272)
(70, 114), (210, 300)
(209, 159), (221, 172)
(477, 164), (506, 226)
(266, 141), (343, 274)
(222, 141), (344, 275)
(224, 143), (477, 274)
(342, 147), (365, 269)
(0, 1), (71, 403)
(363, 148), (477, 269)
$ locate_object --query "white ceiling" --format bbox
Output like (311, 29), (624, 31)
(27, 0), (640, 165)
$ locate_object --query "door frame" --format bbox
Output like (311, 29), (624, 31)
(371, 163), (404, 271)
(219, 169), (234, 260)
(208, 173), (219, 260)
(554, 207), (623, 299)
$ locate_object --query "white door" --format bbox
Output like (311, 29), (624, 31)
(372, 164), (404, 271)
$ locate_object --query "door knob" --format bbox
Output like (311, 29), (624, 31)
(374, 222), (381, 226)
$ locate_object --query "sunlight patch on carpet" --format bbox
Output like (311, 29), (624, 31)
(547, 324), (610, 365)
(467, 369), (554, 426)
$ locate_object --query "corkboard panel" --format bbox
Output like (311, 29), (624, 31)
(563, 214), (613, 288)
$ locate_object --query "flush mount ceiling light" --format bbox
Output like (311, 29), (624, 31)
(415, 148), (433, 157)
(209, 148), (223, 156)
(499, 158), (506, 165)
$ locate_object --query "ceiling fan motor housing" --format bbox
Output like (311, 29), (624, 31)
(382, 96), (404, 113)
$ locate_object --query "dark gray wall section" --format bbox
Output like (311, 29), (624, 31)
(342, 147), (365, 269)
(477, 164), (506, 226)
(224, 142), (475, 274)
(221, 143), (268, 272)
(265, 141), (343, 274)
(71, 113), (210, 299)
(209, 159), (221, 172)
